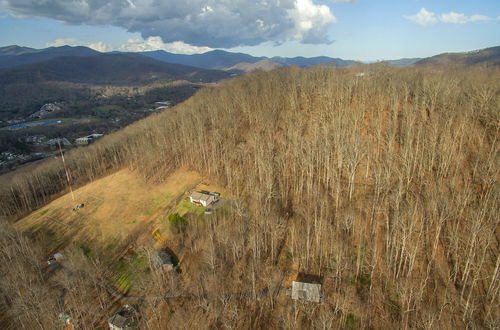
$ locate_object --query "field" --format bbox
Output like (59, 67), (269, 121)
(15, 168), (203, 255)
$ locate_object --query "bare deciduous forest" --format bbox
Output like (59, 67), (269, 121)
(0, 65), (498, 329)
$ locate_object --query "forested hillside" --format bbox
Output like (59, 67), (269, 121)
(0, 65), (498, 329)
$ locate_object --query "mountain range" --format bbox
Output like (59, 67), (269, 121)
(140, 49), (356, 71)
(0, 45), (358, 73)
(1, 45), (499, 75)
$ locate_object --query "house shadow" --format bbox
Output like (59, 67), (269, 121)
(296, 272), (323, 284)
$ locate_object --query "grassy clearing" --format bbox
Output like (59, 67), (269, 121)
(145, 191), (172, 215)
(114, 251), (149, 292)
(15, 168), (201, 260)
(175, 199), (205, 216)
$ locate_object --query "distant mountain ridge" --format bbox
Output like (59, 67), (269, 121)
(0, 45), (39, 56)
(140, 49), (357, 70)
(0, 53), (230, 85)
(0, 45), (358, 71)
(1, 44), (499, 73)
(0, 45), (100, 69)
(415, 46), (500, 67)
(382, 58), (422, 67)
(141, 49), (265, 70)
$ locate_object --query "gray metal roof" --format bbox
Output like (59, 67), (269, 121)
(291, 281), (322, 303)
(108, 305), (137, 330)
(151, 250), (174, 269)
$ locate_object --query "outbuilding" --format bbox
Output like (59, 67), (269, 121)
(108, 305), (138, 330)
(150, 249), (175, 272)
(291, 273), (323, 303)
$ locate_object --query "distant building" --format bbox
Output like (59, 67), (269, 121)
(25, 135), (46, 144)
(150, 250), (175, 272)
(155, 101), (172, 106)
(75, 133), (104, 145)
(30, 103), (62, 119)
(108, 305), (138, 330)
(46, 137), (71, 147)
(189, 191), (219, 207)
(291, 273), (323, 303)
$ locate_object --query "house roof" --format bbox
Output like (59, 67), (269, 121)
(108, 305), (137, 329)
(291, 281), (322, 303)
(151, 250), (174, 269)
(190, 191), (215, 203)
(109, 314), (128, 328)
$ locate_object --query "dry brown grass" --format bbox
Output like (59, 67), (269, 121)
(15, 168), (201, 253)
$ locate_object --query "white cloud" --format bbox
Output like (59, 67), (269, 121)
(46, 38), (77, 47)
(87, 42), (113, 52)
(468, 15), (491, 22)
(46, 38), (112, 52)
(120, 37), (213, 54)
(440, 12), (490, 24)
(288, 0), (336, 43)
(0, 0), (337, 48)
(46, 36), (214, 54)
(405, 8), (492, 26)
(404, 8), (438, 26)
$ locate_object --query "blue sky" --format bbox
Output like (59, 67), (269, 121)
(0, 0), (499, 61)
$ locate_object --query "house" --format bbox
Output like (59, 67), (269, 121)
(75, 137), (90, 145)
(150, 249), (175, 272)
(75, 133), (104, 145)
(108, 305), (138, 330)
(291, 273), (323, 303)
(155, 101), (172, 106)
(189, 191), (219, 207)
(45, 137), (72, 147)
(25, 135), (46, 144)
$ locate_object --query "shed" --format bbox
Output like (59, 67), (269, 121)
(150, 250), (174, 272)
(108, 305), (138, 330)
(189, 191), (216, 207)
(291, 273), (323, 303)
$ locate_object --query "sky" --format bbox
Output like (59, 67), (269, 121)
(0, 0), (499, 61)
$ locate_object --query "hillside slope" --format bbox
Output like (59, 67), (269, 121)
(415, 46), (500, 67)
(0, 66), (498, 329)
(225, 59), (284, 73)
